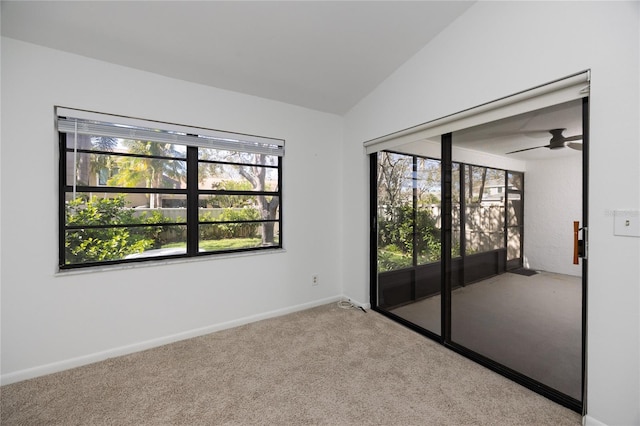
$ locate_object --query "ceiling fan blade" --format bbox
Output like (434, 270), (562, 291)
(563, 135), (583, 142)
(568, 142), (583, 151)
(481, 130), (550, 139)
(506, 144), (550, 154)
(522, 131), (552, 139)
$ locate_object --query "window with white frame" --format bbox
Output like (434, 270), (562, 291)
(57, 107), (284, 269)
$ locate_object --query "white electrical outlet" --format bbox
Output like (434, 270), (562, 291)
(312, 275), (319, 286)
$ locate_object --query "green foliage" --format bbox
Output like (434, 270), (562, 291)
(65, 194), (263, 265)
(200, 208), (261, 240)
(377, 204), (442, 272)
(65, 196), (154, 264)
(377, 247), (412, 272)
(417, 208), (442, 265)
(207, 180), (255, 208)
(136, 210), (185, 248)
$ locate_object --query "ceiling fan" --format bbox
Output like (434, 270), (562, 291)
(506, 129), (583, 154)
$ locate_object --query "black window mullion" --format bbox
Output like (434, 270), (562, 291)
(441, 133), (453, 343)
(198, 189), (278, 197)
(503, 171), (508, 251)
(277, 156), (283, 248)
(187, 147), (199, 255)
(198, 158), (279, 169)
(412, 156), (418, 268)
(199, 219), (279, 226)
(63, 186), (188, 195)
(65, 147), (185, 162)
(520, 173), (525, 266)
(370, 153), (379, 308)
(66, 222), (185, 230)
(59, 133), (68, 268)
(459, 163), (466, 272)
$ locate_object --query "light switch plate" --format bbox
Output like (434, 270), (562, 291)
(614, 210), (640, 237)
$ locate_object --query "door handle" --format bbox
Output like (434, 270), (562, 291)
(573, 221), (579, 264)
(573, 221), (586, 264)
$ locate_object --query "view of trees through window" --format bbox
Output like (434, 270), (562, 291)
(377, 152), (443, 272)
(61, 123), (282, 268)
(376, 151), (517, 273)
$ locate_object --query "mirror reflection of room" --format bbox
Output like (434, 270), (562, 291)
(376, 99), (584, 402)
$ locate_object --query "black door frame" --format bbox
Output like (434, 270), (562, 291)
(370, 97), (589, 414)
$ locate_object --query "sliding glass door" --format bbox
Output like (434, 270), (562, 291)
(373, 151), (443, 336)
(370, 96), (588, 412)
(448, 99), (585, 404)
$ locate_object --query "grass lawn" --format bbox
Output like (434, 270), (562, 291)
(378, 248), (412, 272)
(163, 238), (263, 251)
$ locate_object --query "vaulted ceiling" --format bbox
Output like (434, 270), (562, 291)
(1, 1), (583, 160)
(1, 1), (474, 114)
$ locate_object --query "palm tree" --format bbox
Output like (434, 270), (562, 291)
(90, 136), (118, 184)
(108, 140), (186, 208)
(92, 136), (117, 151)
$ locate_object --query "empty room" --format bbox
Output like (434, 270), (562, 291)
(1, 2), (638, 425)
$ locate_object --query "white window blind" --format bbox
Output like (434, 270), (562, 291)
(364, 71), (590, 154)
(56, 107), (285, 157)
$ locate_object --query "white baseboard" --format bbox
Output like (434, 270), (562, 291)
(583, 414), (608, 426)
(1, 295), (343, 386)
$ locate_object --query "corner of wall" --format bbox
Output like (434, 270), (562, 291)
(583, 414), (608, 426)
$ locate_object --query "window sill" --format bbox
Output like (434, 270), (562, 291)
(54, 248), (287, 277)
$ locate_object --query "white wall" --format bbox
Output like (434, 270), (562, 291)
(524, 154), (582, 276)
(343, 2), (639, 425)
(0, 38), (344, 383)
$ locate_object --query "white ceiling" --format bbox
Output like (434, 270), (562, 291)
(451, 99), (584, 161)
(1, 0), (583, 161)
(1, 0), (475, 114)
(384, 99), (584, 162)
(392, 99), (584, 162)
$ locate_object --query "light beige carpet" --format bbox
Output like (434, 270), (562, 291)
(0, 303), (581, 425)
